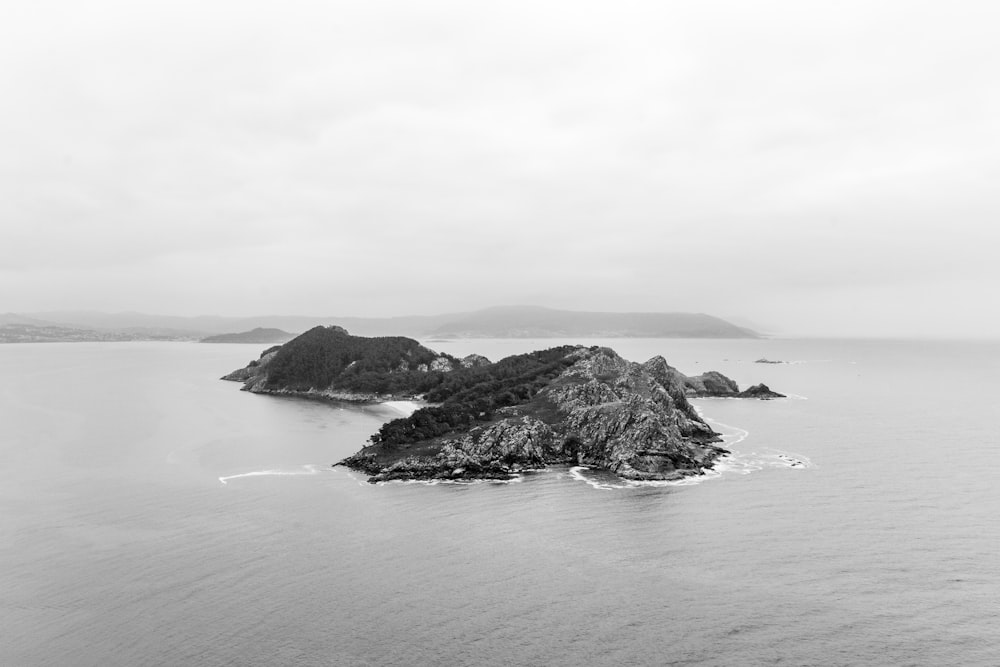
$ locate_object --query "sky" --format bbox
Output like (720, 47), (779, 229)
(2, 0), (998, 337)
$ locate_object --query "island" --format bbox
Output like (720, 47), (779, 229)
(681, 370), (785, 399)
(201, 327), (296, 344)
(223, 326), (783, 483)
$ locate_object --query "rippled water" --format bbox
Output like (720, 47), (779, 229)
(2, 338), (998, 666)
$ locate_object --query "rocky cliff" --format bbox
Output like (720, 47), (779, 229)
(221, 345), (282, 382)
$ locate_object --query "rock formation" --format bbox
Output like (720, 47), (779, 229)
(220, 345), (281, 382)
(683, 372), (785, 399)
(737, 383), (785, 399)
(683, 371), (740, 397)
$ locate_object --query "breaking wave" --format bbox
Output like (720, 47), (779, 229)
(380, 400), (422, 417)
(566, 413), (813, 490)
(375, 475), (526, 486)
(218, 464), (326, 485)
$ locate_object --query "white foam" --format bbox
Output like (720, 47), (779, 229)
(711, 448), (815, 473)
(705, 417), (815, 470)
(218, 464), (325, 485)
(340, 469), (372, 487)
(568, 466), (624, 490)
(698, 394), (794, 402)
(565, 416), (814, 491)
(703, 416), (750, 447)
(568, 465), (722, 489)
(381, 400), (421, 417)
(710, 453), (762, 475)
(375, 474), (525, 486)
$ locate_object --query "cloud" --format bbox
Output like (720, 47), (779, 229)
(1, 0), (999, 335)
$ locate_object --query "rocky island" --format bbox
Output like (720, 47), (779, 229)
(681, 370), (785, 399)
(223, 326), (782, 483)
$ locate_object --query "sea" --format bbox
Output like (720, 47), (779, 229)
(2, 337), (998, 666)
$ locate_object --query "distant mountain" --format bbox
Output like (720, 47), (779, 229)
(17, 311), (458, 338)
(16, 306), (758, 340)
(201, 328), (297, 344)
(0, 313), (61, 327)
(724, 315), (779, 337)
(426, 306), (758, 339)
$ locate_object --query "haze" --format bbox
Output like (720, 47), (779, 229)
(2, 0), (998, 337)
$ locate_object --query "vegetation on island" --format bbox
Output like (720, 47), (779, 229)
(263, 326), (457, 395)
(253, 326), (585, 447)
(370, 346), (581, 447)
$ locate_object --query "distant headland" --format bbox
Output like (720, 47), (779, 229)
(2, 306), (759, 343)
(222, 326), (783, 483)
(200, 328), (296, 344)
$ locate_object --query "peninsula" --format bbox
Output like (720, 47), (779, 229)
(201, 327), (296, 344)
(223, 326), (782, 483)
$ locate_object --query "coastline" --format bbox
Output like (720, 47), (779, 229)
(244, 385), (427, 408)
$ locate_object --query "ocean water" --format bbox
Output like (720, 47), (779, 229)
(2, 338), (999, 666)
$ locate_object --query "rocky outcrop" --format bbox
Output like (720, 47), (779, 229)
(460, 353), (491, 368)
(684, 371), (784, 399)
(415, 355), (469, 372)
(683, 371), (740, 396)
(542, 349), (725, 479)
(352, 417), (560, 483)
(738, 383), (785, 399)
(220, 347), (280, 382)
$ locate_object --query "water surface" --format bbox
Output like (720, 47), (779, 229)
(2, 339), (998, 665)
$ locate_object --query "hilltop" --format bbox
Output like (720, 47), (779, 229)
(222, 326), (489, 398)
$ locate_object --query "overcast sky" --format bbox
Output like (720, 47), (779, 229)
(2, 0), (998, 336)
